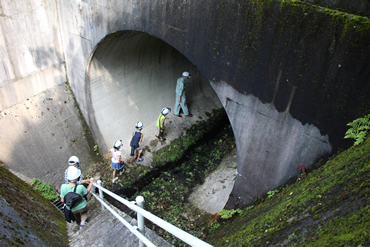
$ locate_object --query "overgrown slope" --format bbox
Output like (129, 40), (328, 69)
(0, 164), (68, 246)
(205, 138), (370, 246)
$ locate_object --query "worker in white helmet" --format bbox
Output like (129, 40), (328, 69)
(130, 122), (144, 162)
(64, 156), (93, 187)
(60, 166), (93, 229)
(156, 107), (171, 142)
(174, 71), (193, 117)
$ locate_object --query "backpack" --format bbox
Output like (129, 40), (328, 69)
(64, 185), (83, 210)
(63, 206), (75, 223)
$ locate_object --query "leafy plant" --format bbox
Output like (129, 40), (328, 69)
(267, 189), (279, 198)
(344, 112), (370, 146)
(219, 209), (243, 219)
(209, 221), (221, 232)
(31, 178), (59, 201)
(94, 145), (100, 155)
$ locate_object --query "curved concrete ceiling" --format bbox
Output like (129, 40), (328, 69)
(87, 31), (223, 159)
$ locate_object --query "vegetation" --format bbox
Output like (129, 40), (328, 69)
(219, 209), (243, 220)
(31, 178), (59, 202)
(86, 108), (370, 247)
(205, 137), (370, 246)
(87, 108), (236, 246)
(0, 164), (68, 246)
(345, 111), (370, 146)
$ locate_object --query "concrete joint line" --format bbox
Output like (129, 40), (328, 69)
(166, 25), (187, 32)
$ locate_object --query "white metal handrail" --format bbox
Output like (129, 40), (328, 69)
(91, 192), (155, 247)
(93, 180), (213, 247)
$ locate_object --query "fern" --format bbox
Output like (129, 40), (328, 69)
(344, 112), (370, 146)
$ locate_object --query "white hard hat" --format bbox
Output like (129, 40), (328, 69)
(113, 140), (123, 150)
(68, 156), (80, 167)
(182, 71), (191, 78)
(136, 122), (143, 130)
(161, 107), (171, 116)
(67, 166), (81, 182)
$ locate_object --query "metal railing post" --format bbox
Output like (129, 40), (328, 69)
(136, 196), (145, 247)
(92, 183), (213, 247)
(97, 180), (105, 210)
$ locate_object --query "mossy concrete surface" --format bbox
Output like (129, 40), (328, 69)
(0, 163), (68, 246)
(205, 138), (370, 246)
(304, 0), (370, 17)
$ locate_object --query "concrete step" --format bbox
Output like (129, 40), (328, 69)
(68, 196), (172, 247)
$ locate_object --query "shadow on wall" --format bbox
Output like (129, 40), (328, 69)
(0, 83), (96, 188)
(86, 31), (223, 156)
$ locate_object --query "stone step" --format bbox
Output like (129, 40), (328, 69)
(68, 196), (172, 247)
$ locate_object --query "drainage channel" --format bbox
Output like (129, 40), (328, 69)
(103, 111), (233, 212)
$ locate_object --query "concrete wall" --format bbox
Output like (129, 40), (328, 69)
(1, 0), (370, 207)
(307, 0), (370, 17)
(0, 0), (66, 110)
(0, 1), (95, 187)
(57, 0), (370, 207)
(0, 83), (96, 186)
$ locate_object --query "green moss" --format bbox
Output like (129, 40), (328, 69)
(205, 137), (370, 246)
(314, 214), (322, 220)
(0, 164), (68, 246)
(279, 0), (370, 44)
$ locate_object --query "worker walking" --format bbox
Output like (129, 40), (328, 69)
(130, 122), (144, 162)
(174, 71), (193, 117)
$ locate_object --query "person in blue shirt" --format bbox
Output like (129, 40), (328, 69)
(130, 122), (144, 162)
(174, 71), (193, 117)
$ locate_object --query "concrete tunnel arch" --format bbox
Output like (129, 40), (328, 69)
(86, 31), (227, 164)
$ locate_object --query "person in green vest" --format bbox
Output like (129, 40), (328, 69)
(156, 107), (171, 142)
(174, 71), (193, 117)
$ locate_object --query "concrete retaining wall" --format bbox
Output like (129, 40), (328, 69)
(0, 0), (66, 110)
(0, 83), (96, 186)
(57, 0), (370, 207)
(1, 0), (370, 206)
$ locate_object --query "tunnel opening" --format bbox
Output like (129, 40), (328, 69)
(87, 30), (225, 157)
(87, 31), (238, 242)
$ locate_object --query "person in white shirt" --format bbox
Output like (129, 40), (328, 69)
(108, 140), (126, 183)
